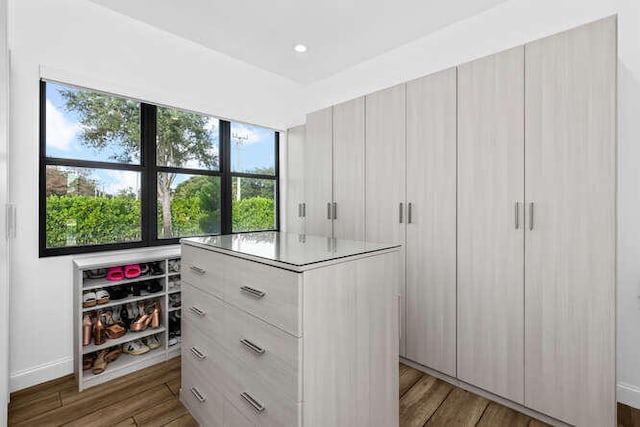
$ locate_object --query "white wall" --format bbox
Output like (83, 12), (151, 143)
(7, 0), (303, 391)
(292, 0), (640, 409)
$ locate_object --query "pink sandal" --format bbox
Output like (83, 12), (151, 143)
(124, 264), (141, 279)
(106, 266), (124, 281)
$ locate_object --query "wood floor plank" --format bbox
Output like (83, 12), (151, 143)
(476, 403), (531, 426)
(399, 364), (424, 397)
(425, 387), (489, 427)
(63, 384), (174, 427)
(400, 375), (452, 427)
(618, 403), (640, 427)
(134, 397), (189, 426)
(9, 375), (74, 401)
(112, 418), (137, 427)
(162, 413), (199, 427)
(60, 359), (180, 405)
(166, 378), (181, 397)
(8, 391), (61, 425)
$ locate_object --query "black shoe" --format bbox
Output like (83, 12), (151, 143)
(108, 286), (128, 300)
(147, 280), (162, 294)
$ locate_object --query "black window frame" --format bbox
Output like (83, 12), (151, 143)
(39, 80), (280, 257)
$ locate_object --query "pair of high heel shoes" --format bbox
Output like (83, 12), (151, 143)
(82, 309), (127, 346)
(82, 347), (121, 375)
(125, 301), (161, 332)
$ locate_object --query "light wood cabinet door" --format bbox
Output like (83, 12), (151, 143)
(524, 17), (616, 426)
(333, 97), (365, 241)
(457, 46), (525, 403)
(304, 107), (333, 237)
(286, 125), (305, 235)
(405, 68), (457, 376)
(365, 84), (406, 355)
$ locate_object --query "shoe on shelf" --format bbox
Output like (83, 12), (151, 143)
(144, 334), (161, 350)
(104, 347), (122, 363)
(93, 313), (106, 346)
(108, 286), (128, 301)
(92, 350), (108, 375)
(124, 264), (141, 279)
(139, 264), (150, 276)
(83, 354), (94, 371)
(148, 262), (164, 276)
(146, 280), (162, 294)
(95, 289), (110, 305)
(149, 301), (161, 329)
(122, 340), (150, 356)
(168, 259), (181, 273)
(168, 333), (178, 347)
(168, 277), (181, 290)
(82, 292), (97, 308)
(102, 312), (127, 339)
(106, 266), (125, 282)
(169, 294), (181, 308)
(129, 302), (151, 332)
(85, 269), (107, 280)
(82, 314), (93, 346)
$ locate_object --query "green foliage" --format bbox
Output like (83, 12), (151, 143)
(232, 197), (275, 232)
(46, 195), (141, 248)
(158, 196), (214, 238)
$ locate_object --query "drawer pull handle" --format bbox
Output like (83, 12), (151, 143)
(189, 306), (206, 316)
(190, 387), (207, 403)
(190, 346), (207, 360)
(240, 391), (265, 412)
(189, 265), (206, 275)
(240, 338), (265, 355)
(240, 286), (266, 299)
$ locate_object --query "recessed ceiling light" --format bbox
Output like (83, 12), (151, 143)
(293, 44), (307, 53)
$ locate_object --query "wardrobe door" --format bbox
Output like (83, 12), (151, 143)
(405, 68), (457, 376)
(286, 125), (306, 234)
(524, 17), (616, 426)
(304, 107), (333, 237)
(457, 46), (525, 403)
(333, 97), (365, 240)
(365, 84), (406, 355)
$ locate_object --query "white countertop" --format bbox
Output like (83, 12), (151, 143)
(181, 232), (400, 271)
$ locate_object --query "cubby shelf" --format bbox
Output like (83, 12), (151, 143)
(73, 247), (182, 391)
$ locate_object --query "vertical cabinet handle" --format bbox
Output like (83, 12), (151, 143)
(515, 202), (520, 229)
(327, 202), (332, 220)
(240, 338), (266, 355)
(332, 202), (337, 220)
(529, 202), (535, 231)
(407, 203), (413, 224)
(302, 203), (306, 217)
(399, 203), (404, 224)
(190, 387), (207, 403)
(298, 203), (302, 218)
(241, 392), (265, 412)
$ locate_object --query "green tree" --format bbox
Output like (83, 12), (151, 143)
(174, 175), (221, 235)
(61, 89), (217, 237)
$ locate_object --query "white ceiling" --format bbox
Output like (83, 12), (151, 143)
(90, 0), (509, 84)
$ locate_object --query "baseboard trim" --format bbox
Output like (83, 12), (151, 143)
(618, 382), (640, 409)
(400, 357), (570, 427)
(9, 356), (73, 392)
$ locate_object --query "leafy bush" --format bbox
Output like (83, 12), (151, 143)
(46, 195), (141, 248)
(232, 197), (275, 232)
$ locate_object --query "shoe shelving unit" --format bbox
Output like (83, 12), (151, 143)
(73, 246), (182, 391)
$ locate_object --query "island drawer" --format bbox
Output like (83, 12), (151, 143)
(182, 244), (225, 298)
(221, 254), (302, 337)
(224, 302), (301, 401)
(182, 282), (226, 344)
(182, 356), (224, 427)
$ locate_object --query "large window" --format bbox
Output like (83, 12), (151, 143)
(40, 80), (279, 256)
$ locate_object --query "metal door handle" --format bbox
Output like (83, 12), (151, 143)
(189, 306), (206, 316)
(302, 203), (306, 217)
(298, 203), (302, 218)
(240, 286), (266, 299)
(189, 265), (205, 275)
(407, 203), (413, 224)
(399, 203), (404, 224)
(327, 202), (332, 220)
(332, 202), (337, 220)
(190, 387), (206, 403)
(241, 392), (265, 412)
(515, 202), (520, 229)
(529, 202), (534, 230)
(190, 347), (207, 360)
(240, 338), (266, 355)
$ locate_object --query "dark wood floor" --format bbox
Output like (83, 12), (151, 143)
(7, 358), (640, 426)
